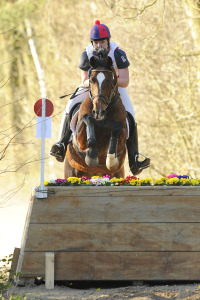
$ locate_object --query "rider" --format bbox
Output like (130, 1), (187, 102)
(50, 20), (150, 175)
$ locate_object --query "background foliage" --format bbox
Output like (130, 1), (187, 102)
(0, 0), (199, 204)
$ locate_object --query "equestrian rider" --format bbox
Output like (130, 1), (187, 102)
(50, 20), (150, 175)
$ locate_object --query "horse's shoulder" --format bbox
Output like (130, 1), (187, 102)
(78, 96), (92, 116)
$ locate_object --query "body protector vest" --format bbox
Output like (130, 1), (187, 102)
(85, 41), (119, 70)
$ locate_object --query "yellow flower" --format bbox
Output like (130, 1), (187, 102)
(110, 177), (122, 183)
(92, 176), (101, 179)
(83, 180), (91, 184)
(180, 178), (190, 185)
(129, 179), (136, 185)
(67, 177), (81, 184)
(153, 177), (165, 185)
(191, 179), (200, 186)
(44, 180), (49, 186)
(143, 177), (153, 184)
(166, 177), (179, 185)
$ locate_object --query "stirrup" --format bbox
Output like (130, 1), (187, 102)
(130, 154), (150, 175)
(136, 154), (150, 170)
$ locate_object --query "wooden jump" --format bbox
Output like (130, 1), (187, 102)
(15, 185), (200, 285)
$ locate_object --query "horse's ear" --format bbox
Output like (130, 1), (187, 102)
(107, 56), (113, 68)
(90, 56), (97, 68)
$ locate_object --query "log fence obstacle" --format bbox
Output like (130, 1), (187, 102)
(14, 185), (200, 289)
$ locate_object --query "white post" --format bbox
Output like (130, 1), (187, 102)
(36, 97), (48, 198)
(40, 97), (46, 190)
(45, 252), (55, 289)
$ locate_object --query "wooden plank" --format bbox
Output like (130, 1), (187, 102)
(31, 195), (200, 223)
(45, 186), (200, 197)
(16, 194), (34, 277)
(21, 251), (200, 280)
(25, 223), (200, 252)
(9, 248), (20, 279)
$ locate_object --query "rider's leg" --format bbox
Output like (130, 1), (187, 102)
(50, 85), (89, 162)
(118, 87), (150, 175)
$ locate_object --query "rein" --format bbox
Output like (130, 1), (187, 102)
(89, 69), (119, 110)
(59, 87), (89, 99)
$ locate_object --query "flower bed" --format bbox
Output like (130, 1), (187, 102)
(44, 174), (200, 187)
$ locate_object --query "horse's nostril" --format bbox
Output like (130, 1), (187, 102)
(92, 110), (95, 115)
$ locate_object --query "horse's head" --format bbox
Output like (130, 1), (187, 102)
(89, 47), (118, 121)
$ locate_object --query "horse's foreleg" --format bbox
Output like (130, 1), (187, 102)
(82, 114), (99, 167)
(106, 121), (123, 171)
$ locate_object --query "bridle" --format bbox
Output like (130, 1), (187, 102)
(89, 68), (120, 110)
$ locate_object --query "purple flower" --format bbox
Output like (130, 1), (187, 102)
(178, 175), (189, 179)
(56, 179), (67, 185)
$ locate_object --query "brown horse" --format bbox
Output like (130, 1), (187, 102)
(64, 48), (127, 178)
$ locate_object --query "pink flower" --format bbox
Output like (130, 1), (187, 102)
(167, 174), (178, 178)
(103, 175), (110, 179)
(81, 176), (91, 181)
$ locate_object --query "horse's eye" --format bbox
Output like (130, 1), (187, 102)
(90, 76), (96, 83)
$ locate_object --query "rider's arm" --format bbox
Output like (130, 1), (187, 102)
(118, 67), (129, 88)
(114, 48), (130, 88)
(79, 51), (90, 87)
(81, 70), (89, 87)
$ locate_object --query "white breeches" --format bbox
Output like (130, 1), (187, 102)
(65, 84), (135, 118)
(118, 87), (135, 118)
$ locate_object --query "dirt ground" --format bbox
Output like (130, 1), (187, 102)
(4, 281), (200, 300)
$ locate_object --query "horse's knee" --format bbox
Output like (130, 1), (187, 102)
(106, 153), (119, 171)
(87, 148), (98, 159)
(85, 148), (99, 166)
(87, 138), (96, 148)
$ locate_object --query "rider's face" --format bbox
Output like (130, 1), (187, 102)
(92, 39), (108, 49)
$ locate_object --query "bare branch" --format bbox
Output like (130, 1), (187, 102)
(0, 177), (25, 207)
(0, 114), (36, 161)
(0, 75), (12, 89)
(0, 25), (20, 35)
(0, 155), (50, 174)
(0, 59), (16, 67)
(143, 0), (166, 53)
(104, 0), (158, 20)
(0, 97), (24, 110)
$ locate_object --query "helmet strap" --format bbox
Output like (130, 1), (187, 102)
(107, 38), (110, 51)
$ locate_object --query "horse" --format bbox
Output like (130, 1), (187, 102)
(64, 47), (127, 178)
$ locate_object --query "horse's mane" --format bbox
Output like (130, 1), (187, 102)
(92, 47), (112, 68)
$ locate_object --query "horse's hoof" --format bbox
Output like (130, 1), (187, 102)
(106, 153), (119, 171)
(85, 155), (99, 167)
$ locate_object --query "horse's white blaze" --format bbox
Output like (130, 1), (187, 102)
(97, 72), (105, 93)
(106, 153), (119, 171)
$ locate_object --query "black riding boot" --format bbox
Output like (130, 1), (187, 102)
(50, 113), (72, 162)
(126, 112), (150, 176)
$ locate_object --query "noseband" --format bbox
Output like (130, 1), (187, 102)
(89, 69), (119, 110)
